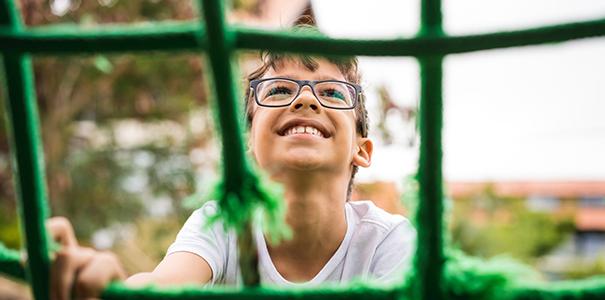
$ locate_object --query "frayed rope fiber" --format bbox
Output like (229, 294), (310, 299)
(202, 167), (291, 243)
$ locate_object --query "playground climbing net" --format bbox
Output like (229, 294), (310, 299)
(1, 0), (605, 299)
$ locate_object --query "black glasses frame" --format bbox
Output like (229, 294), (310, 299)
(249, 77), (362, 110)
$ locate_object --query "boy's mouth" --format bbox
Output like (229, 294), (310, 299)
(277, 119), (331, 138)
(284, 125), (324, 138)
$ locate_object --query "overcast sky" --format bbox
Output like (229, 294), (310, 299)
(312, 0), (605, 183)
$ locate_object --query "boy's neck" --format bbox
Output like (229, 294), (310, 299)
(264, 171), (349, 281)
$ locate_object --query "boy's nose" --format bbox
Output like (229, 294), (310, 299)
(290, 86), (321, 113)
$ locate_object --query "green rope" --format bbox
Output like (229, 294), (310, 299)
(200, 169), (289, 242)
(0, 21), (206, 54)
(198, 0), (287, 287)
(412, 1), (445, 300)
(0, 0), (605, 299)
(2, 18), (605, 55)
(1, 1), (52, 300)
(102, 281), (405, 300)
(98, 252), (605, 300)
(414, 54), (445, 300)
(0, 243), (26, 280)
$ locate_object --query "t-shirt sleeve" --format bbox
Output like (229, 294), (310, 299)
(165, 201), (228, 284)
(370, 219), (416, 283)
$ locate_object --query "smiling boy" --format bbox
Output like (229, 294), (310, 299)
(46, 52), (415, 298)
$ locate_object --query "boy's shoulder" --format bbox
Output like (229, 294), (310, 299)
(344, 200), (415, 280)
(346, 200), (411, 233)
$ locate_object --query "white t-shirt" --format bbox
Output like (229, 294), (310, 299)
(166, 200), (416, 286)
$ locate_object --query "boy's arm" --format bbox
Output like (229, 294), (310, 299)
(126, 252), (212, 286)
(47, 217), (212, 300)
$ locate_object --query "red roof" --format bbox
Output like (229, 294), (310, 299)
(576, 208), (605, 231)
(447, 181), (605, 198)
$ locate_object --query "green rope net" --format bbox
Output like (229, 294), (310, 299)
(1, 0), (605, 299)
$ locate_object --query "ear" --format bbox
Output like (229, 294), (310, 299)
(352, 137), (373, 168)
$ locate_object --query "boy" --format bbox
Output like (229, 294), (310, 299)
(46, 51), (415, 299)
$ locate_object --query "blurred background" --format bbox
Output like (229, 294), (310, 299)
(1, 0), (604, 298)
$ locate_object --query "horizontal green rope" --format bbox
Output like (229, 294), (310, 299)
(0, 243), (26, 280)
(97, 254), (605, 300)
(102, 283), (404, 300)
(442, 252), (605, 300)
(1, 17), (605, 55)
(237, 17), (605, 55)
(0, 21), (205, 54)
(101, 280), (605, 300)
(508, 278), (605, 300)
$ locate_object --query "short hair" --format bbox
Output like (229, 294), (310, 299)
(243, 50), (369, 200)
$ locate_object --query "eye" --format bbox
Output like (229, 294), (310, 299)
(319, 88), (346, 101)
(266, 86), (294, 97)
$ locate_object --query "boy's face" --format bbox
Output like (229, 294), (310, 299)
(248, 58), (372, 181)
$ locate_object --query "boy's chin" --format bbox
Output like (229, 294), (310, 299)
(275, 154), (328, 172)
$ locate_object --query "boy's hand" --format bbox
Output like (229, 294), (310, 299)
(46, 217), (127, 300)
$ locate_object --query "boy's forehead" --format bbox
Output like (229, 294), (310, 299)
(263, 58), (346, 81)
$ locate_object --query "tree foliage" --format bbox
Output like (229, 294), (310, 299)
(450, 185), (575, 263)
(0, 0), (215, 249)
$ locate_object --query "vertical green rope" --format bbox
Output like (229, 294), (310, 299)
(0, 1), (51, 300)
(414, 0), (445, 300)
(421, 0), (443, 33)
(198, 0), (260, 286)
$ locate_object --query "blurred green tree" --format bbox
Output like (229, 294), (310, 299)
(0, 0), (213, 248)
(450, 185), (575, 263)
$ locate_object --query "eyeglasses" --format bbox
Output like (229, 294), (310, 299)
(249, 77), (362, 110)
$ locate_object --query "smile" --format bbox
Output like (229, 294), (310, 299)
(277, 118), (331, 138)
(284, 125), (325, 138)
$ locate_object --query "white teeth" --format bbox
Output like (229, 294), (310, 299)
(284, 125), (324, 137)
